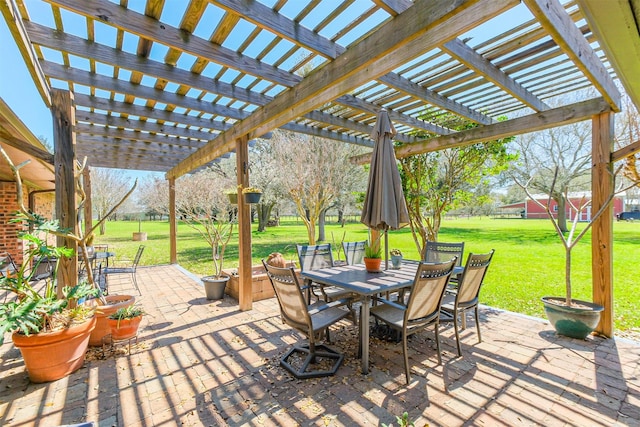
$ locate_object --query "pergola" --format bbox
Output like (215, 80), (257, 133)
(2, 0), (640, 336)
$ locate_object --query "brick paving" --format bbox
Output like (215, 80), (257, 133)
(1, 264), (639, 426)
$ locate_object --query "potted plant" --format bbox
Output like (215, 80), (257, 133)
(107, 304), (145, 340)
(517, 167), (638, 339)
(0, 212), (99, 383)
(390, 248), (403, 269)
(364, 240), (382, 272)
(225, 189), (238, 204)
(0, 147), (140, 377)
(178, 180), (235, 300)
(242, 186), (263, 204)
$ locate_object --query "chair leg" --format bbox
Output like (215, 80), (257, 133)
(402, 330), (410, 384)
(132, 272), (141, 295)
(453, 310), (462, 356)
(474, 306), (482, 343)
(435, 323), (442, 365)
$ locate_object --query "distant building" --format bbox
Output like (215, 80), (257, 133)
(497, 192), (624, 220)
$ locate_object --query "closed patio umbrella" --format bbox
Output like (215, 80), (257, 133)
(360, 109), (409, 269)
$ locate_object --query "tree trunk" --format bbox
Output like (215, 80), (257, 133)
(318, 208), (327, 242)
(257, 202), (274, 232)
(556, 194), (568, 233)
(99, 216), (106, 235)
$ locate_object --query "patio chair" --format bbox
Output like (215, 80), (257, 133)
(103, 245), (145, 295)
(0, 252), (18, 278)
(370, 258), (457, 384)
(425, 240), (465, 286)
(342, 240), (366, 265)
(296, 243), (355, 307)
(263, 260), (351, 379)
(440, 250), (495, 356)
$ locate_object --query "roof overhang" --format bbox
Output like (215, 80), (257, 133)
(0, 97), (55, 190)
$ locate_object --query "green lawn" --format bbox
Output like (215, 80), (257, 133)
(94, 217), (640, 332)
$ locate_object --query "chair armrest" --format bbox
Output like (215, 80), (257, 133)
(373, 297), (406, 311)
(307, 298), (350, 315)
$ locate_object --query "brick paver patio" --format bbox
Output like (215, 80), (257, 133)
(1, 264), (639, 426)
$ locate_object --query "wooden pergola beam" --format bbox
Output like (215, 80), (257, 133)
(523, 0), (621, 111)
(612, 140), (640, 162)
(353, 97), (612, 163)
(168, 0), (520, 178)
(45, 0), (301, 88)
(441, 38), (550, 112)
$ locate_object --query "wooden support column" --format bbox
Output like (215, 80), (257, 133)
(169, 177), (177, 264)
(592, 112), (614, 337)
(236, 136), (252, 311)
(52, 89), (78, 296)
(83, 165), (92, 240)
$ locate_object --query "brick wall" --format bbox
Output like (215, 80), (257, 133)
(0, 182), (56, 266)
(0, 181), (24, 264)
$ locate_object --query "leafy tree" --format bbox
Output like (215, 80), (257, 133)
(398, 115), (514, 257)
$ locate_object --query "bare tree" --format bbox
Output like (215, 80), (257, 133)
(510, 120), (593, 232)
(268, 130), (367, 244)
(90, 168), (134, 235)
(176, 169), (236, 277)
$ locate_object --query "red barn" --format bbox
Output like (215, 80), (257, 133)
(498, 192), (624, 220)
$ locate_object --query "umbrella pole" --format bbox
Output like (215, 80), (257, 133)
(384, 230), (389, 270)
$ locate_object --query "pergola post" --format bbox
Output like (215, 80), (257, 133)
(591, 111), (614, 337)
(51, 89), (78, 296)
(236, 136), (252, 311)
(169, 177), (177, 264)
(83, 165), (92, 240)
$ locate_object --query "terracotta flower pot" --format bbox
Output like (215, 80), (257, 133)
(88, 295), (136, 346)
(108, 316), (143, 341)
(364, 257), (382, 272)
(12, 316), (97, 383)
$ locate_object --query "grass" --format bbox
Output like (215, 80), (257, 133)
(93, 217), (640, 332)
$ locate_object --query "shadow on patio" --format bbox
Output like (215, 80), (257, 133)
(1, 265), (638, 426)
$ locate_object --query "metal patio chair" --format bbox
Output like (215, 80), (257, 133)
(440, 250), (495, 356)
(370, 258), (456, 384)
(263, 260), (350, 379)
(342, 240), (366, 265)
(103, 245), (145, 295)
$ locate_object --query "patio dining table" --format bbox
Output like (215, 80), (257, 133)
(302, 261), (465, 374)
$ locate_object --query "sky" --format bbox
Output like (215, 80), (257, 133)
(0, 1), (536, 184)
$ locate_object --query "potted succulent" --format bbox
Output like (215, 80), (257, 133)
(242, 186), (263, 204)
(517, 167), (639, 339)
(364, 240), (382, 272)
(390, 248), (403, 269)
(107, 304), (145, 340)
